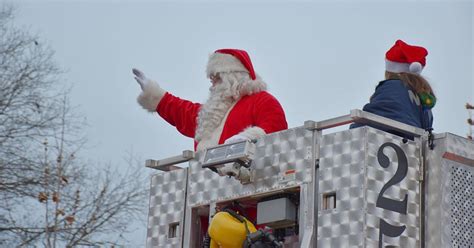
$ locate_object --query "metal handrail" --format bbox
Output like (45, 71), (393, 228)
(304, 109), (426, 137)
(145, 150), (194, 171)
(147, 109), (427, 170)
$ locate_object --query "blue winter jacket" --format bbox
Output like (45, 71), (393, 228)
(350, 79), (433, 137)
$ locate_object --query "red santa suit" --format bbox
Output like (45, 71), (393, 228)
(135, 49), (287, 238)
(157, 90), (287, 150)
(137, 49), (287, 151)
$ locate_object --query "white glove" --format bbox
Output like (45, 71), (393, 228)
(217, 162), (252, 184)
(132, 68), (166, 112)
(132, 68), (151, 90)
(224, 134), (249, 144)
(217, 163), (240, 177)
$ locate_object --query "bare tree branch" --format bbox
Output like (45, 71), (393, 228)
(0, 5), (149, 247)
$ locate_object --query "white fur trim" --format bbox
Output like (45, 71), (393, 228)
(238, 75), (267, 96)
(237, 126), (266, 140)
(196, 102), (237, 151)
(409, 62), (422, 74)
(195, 130), (220, 151)
(206, 53), (249, 77)
(137, 80), (165, 112)
(194, 72), (267, 151)
(386, 59), (423, 74)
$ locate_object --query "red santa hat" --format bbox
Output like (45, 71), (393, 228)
(385, 40), (428, 74)
(206, 49), (257, 80)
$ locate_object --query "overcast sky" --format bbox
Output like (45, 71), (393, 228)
(12, 0), (473, 246)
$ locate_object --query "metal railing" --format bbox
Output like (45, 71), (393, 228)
(304, 109), (425, 137)
(146, 109), (427, 171)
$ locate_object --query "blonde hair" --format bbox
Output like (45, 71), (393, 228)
(385, 71), (435, 97)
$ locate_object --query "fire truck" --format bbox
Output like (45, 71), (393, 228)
(145, 110), (473, 248)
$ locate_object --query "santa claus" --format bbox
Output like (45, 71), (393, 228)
(133, 49), (287, 152)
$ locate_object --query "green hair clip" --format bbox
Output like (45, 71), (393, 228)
(419, 93), (436, 109)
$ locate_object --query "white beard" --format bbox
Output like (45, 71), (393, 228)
(194, 79), (237, 143)
(194, 72), (268, 145)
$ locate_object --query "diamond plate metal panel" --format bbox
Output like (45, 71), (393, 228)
(425, 133), (474, 248)
(146, 169), (187, 248)
(365, 128), (421, 248)
(424, 139), (444, 248)
(187, 127), (314, 206)
(317, 127), (421, 247)
(318, 127), (367, 247)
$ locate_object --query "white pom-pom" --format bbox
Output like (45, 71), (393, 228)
(409, 62), (423, 74)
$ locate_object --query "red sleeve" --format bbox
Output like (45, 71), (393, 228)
(253, 92), (288, 133)
(156, 92), (201, 138)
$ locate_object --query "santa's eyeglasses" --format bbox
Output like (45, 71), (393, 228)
(210, 74), (221, 84)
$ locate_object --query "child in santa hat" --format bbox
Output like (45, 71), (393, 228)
(350, 39), (436, 137)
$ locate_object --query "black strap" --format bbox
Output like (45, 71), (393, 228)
(202, 233), (211, 248)
(223, 208), (252, 236)
(408, 84), (435, 150)
(426, 127), (435, 150)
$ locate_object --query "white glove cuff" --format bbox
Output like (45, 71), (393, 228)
(238, 126), (266, 140)
(137, 80), (166, 112)
(224, 126), (266, 144)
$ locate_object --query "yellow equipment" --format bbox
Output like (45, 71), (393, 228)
(208, 211), (257, 248)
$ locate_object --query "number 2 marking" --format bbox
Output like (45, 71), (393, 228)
(376, 142), (409, 248)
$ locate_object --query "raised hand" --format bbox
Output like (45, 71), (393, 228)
(132, 68), (149, 90)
